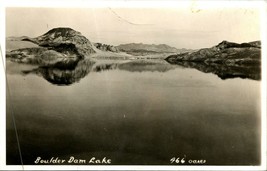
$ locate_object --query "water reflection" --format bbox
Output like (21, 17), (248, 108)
(6, 57), (261, 165)
(21, 59), (177, 85)
(166, 61), (261, 80)
(93, 61), (177, 73)
(22, 59), (95, 85)
(11, 57), (262, 87)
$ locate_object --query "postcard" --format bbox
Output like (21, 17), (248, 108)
(0, 0), (266, 170)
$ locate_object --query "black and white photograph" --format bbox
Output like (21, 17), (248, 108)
(0, 0), (266, 170)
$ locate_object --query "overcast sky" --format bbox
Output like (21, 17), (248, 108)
(6, 7), (261, 49)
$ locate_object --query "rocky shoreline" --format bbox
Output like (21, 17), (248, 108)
(6, 27), (262, 81)
(165, 40), (261, 65)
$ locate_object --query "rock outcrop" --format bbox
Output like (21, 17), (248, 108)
(23, 27), (95, 57)
(165, 40), (261, 65)
(94, 43), (119, 52)
(165, 40), (261, 80)
(6, 47), (79, 65)
(6, 27), (96, 66)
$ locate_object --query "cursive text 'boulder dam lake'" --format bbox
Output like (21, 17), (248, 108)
(6, 27), (261, 165)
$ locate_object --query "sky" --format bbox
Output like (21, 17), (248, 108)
(6, 7), (261, 49)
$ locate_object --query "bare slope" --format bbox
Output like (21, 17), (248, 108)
(166, 40), (261, 65)
(6, 28), (96, 66)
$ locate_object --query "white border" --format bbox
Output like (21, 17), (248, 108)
(260, 3), (267, 171)
(0, 0), (266, 170)
(0, 0), (6, 170)
(1, 0), (266, 8)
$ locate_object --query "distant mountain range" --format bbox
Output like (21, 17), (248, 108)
(117, 43), (192, 55)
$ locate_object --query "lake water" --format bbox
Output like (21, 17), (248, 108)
(6, 58), (261, 165)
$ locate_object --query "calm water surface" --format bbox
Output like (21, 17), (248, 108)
(6, 59), (261, 165)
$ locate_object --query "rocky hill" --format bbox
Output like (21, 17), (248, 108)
(165, 40), (261, 65)
(22, 27), (95, 57)
(6, 27), (96, 66)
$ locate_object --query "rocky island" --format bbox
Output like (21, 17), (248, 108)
(165, 40), (261, 80)
(6, 27), (96, 66)
(166, 40), (261, 65)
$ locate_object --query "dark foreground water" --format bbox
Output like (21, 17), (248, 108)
(6, 59), (261, 165)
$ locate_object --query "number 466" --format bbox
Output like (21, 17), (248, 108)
(170, 157), (186, 164)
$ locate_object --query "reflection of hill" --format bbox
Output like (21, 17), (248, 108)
(22, 59), (95, 85)
(118, 61), (177, 72)
(93, 63), (119, 72)
(21, 60), (178, 85)
(93, 61), (177, 73)
(171, 61), (261, 80)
